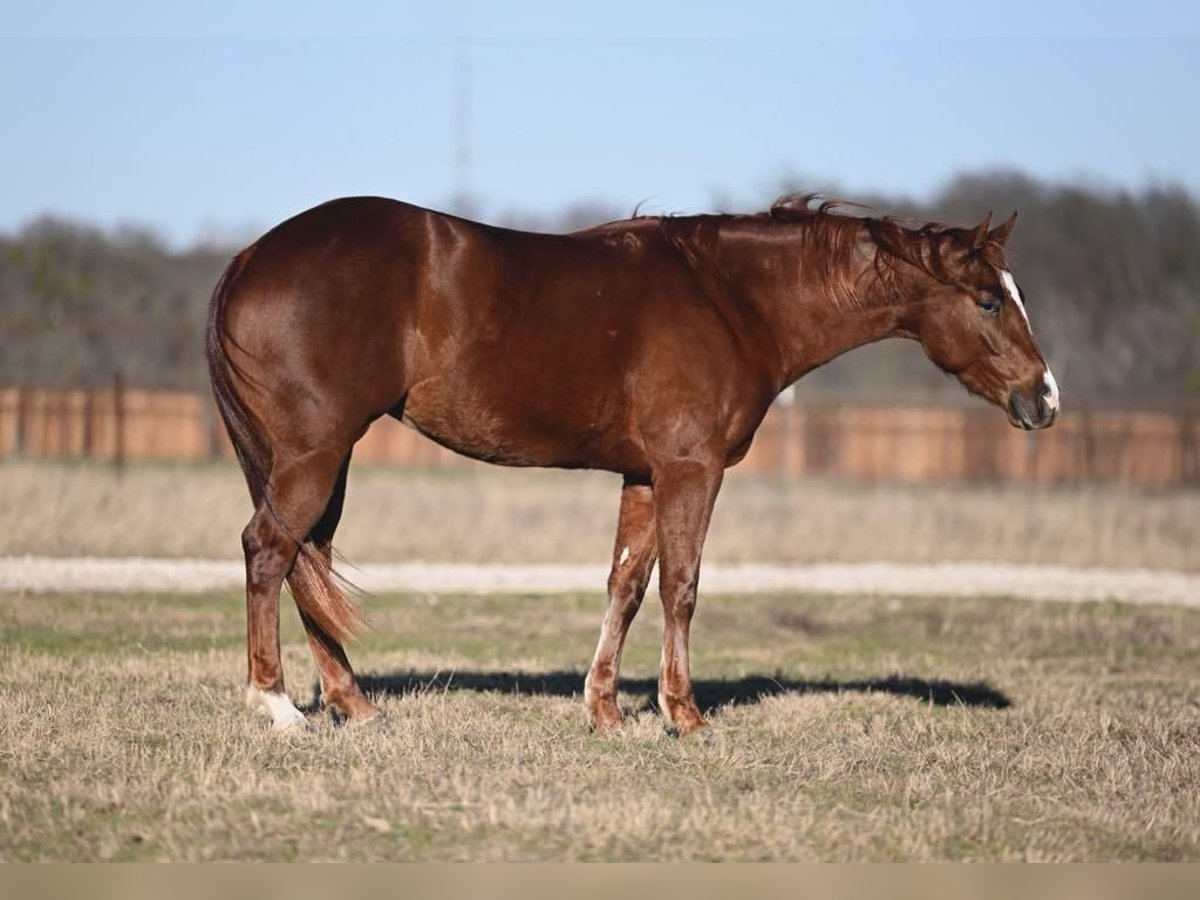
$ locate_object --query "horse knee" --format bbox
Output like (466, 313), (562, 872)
(606, 572), (647, 624)
(661, 580), (697, 618)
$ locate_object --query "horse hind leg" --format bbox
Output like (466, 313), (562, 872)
(242, 502), (308, 731)
(242, 446), (356, 730)
(291, 452), (379, 723)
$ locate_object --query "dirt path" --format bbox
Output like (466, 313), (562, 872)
(2, 557), (1197, 607)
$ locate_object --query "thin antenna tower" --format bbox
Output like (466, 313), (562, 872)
(452, 39), (473, 214)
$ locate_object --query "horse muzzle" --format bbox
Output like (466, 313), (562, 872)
(1007, 384), (1058, 431)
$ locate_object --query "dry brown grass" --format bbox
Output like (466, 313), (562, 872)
(1, 460), (1197, 570)
(1, 588), (1198, 861)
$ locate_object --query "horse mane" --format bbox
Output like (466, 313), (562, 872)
(768, 192), (1010, 273)
(768, 193), (1013, 309)
(767, 192), (874, 222)
(581, 193), (1009, 309)
(651, 194), (882, 310)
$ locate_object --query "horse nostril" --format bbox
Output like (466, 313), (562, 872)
(1034, 382), (1058, 426)
(1009, 393), (1035, 430)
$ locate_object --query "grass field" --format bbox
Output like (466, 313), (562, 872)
(2, 588), (1198, 861)
(1, 460), (1197, 570)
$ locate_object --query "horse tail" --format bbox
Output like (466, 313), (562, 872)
(285, 547), (367, 644)
(206, 247), (269, 506)
(206, 248), (367, 644)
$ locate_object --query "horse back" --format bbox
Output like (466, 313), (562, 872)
(223, 197), (774, 473)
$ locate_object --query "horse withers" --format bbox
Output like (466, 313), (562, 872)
(206, 194), (1058, 735)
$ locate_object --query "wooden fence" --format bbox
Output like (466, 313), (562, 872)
(1, 384), (1198, 487)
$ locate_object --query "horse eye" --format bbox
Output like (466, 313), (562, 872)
(978, 296), (1002, 317)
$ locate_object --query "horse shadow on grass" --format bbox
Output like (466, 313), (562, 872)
(353, 670), (1011, 713)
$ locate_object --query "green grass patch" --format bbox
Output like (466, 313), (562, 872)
(1, 589), (1198, 860)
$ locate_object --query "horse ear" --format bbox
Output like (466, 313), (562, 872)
(968, 212), (992, 251)
(988, 210), (1018, 246)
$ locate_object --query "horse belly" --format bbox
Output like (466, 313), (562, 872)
(400, 376), (637, 471)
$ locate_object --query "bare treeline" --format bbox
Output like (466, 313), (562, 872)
(0, 223), (225, 390)
(2, 171), (1197, 409)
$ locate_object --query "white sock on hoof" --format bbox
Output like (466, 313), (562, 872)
(245, 685), (308, 731)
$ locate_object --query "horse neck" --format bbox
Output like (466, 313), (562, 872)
(712, 219), (916, 390)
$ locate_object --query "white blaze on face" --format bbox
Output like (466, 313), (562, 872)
(999, 270), (1031, 328)
(1000, 269), (1060, 413)
(1043, 369), (1061, 412)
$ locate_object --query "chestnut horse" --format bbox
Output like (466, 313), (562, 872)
(206, 194), (1059, 735)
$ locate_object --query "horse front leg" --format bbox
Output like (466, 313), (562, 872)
(651, 456), (724, 737)
(584, 476), (658, 730)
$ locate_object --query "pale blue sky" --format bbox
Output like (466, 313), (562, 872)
(3, 3), (1198, 246)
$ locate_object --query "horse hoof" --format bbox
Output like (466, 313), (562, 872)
(696, 726), (720, 747)
(270, 711), (311, 733)
(322, 689), (381, 723)
(668, 720), (715, 743)
(588, 706), (625, 733)
(346, 709), (386, 731)
(247, 686), (310, 731)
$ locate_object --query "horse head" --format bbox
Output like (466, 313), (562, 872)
(870, 211), (1059, 430)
